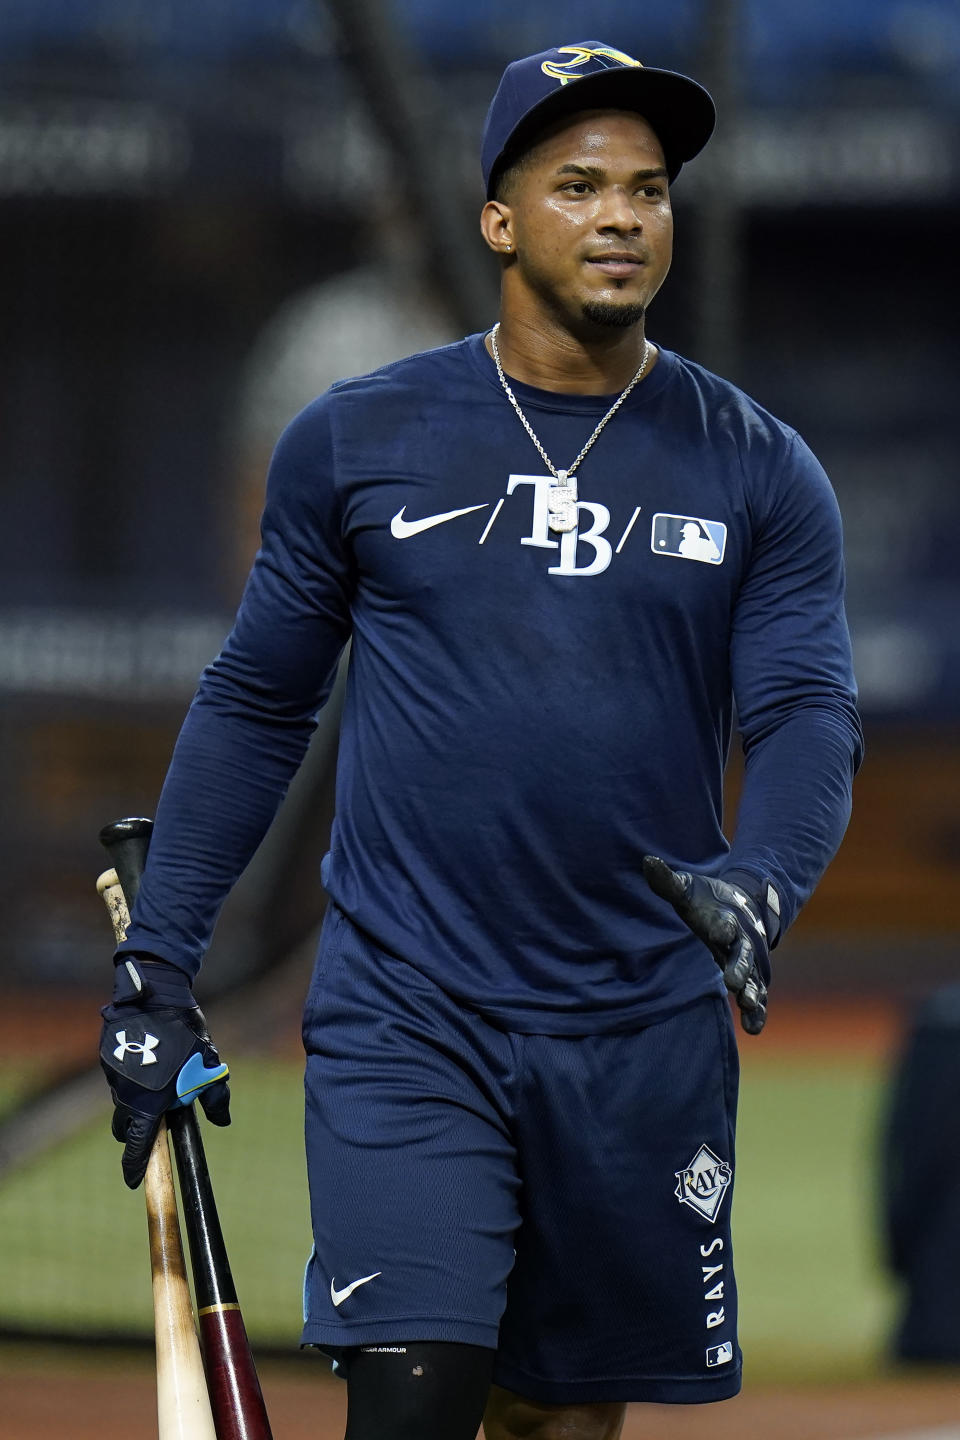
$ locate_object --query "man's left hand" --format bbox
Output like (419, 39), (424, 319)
(642, 856), (769, 1035)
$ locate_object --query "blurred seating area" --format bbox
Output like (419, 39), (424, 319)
(0, 1), (958, 101)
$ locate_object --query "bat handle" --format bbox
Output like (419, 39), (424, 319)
(97, 868), (131, 947)
(98, 814), (153, 984)
(99, 816), (154, 911)
(168, 1109), (239, 1308)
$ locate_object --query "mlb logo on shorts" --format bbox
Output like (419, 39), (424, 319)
(651, 513), (727, 565)
(706, 1341), (734, 1367)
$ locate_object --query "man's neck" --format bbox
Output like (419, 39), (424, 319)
(488, 310), (654, 395)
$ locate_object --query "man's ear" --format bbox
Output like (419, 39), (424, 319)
(480, 200), (514, 256)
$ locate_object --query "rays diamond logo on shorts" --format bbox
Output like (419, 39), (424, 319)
(675, 1143), (732, 1221)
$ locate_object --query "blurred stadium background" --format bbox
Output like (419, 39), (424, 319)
(1, 1), (958, 1434)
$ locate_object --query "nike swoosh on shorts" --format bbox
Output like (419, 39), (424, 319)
(330, 1272), (382, 1307)
(390, 504), (488, 539)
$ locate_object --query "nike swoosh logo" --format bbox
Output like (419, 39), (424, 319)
(330, 1272), (381, 1307)
(390, 504), (488, 539)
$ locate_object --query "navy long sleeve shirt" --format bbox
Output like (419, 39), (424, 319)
(120, 334), (863, 1033)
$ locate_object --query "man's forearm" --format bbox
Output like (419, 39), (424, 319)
(724, 698), (863, 940)
(116, 676), (329, 977)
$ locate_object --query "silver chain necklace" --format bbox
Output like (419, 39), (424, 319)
(490, 321), (651, 533)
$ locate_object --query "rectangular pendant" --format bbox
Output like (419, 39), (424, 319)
(548, 471), (578, 534)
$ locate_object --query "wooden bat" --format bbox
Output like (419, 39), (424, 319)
(167, 1108), (273, 1440)
(99, 818), (273, 1440)
(97, 856), (216, 1440)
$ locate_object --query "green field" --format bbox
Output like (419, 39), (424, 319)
(735, 1054), (896, 1381)
(0, 1051), (898, 1380)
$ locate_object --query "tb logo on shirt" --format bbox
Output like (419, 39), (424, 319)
(507, 475), (613, 577)
(390, 474), (727, 579)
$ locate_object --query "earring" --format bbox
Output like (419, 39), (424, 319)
(504, 244), (512, 252)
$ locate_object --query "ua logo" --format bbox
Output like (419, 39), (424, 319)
(542, 45), (642, 85)
(113, 1030), (159, 1066)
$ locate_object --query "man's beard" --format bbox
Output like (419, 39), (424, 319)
(581, 299), (646, 329)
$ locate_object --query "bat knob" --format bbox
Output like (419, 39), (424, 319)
(99, 817), (154, 848)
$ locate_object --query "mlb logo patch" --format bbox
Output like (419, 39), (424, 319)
(651, 513), (727, 565)
(706, 1341), (734, 1367)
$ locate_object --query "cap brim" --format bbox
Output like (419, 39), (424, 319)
(488, 66), (716, 196)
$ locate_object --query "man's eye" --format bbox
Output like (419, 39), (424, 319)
(641, 185), (664, 199)
(562, 181), (592, 195)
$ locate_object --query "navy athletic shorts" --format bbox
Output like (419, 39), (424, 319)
(300, 905), (741, 1405)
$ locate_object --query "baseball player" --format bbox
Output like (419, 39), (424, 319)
(100, 42), (863, 1440)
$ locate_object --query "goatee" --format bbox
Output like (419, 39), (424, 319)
(581, 299), (646, 329)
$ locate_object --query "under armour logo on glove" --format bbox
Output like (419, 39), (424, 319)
(113, 1031), (159, 1066)
(100, 1001), (230, 1188)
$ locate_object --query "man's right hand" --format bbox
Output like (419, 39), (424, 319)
(99, 956), (230, 1189)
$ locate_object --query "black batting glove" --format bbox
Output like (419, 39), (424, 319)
(100, 955), (230, 1189)
(642, 856), (770, 1036)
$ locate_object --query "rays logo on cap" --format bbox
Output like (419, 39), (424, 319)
(651, 513), (727, 565)
(675, 1144), (732, 1221)
(541, 45), (642, 85)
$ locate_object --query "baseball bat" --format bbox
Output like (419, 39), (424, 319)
(99, 818), (273, 1440)
(97, 855), (216, 1440)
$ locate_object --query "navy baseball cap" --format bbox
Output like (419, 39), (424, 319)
(482, 42), (716, 198)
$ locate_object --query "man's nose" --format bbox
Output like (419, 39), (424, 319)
(597, 187), (641, 231)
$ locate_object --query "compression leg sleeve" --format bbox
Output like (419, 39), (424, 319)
(341, 1341), (495, 1440)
